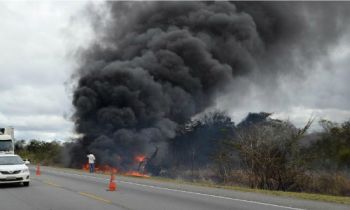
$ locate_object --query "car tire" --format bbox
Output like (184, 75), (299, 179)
(23, 182), (30, 187)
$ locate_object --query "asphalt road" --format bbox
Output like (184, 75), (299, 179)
(0, 166), (348, 210)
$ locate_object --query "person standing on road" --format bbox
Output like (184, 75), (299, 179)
(87, 153), (96, 173)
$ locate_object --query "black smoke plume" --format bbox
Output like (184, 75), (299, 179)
(70, 2), (348, 171)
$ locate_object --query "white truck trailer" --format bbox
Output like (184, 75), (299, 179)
(0, 127), (15, 154)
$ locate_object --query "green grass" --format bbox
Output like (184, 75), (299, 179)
(42, 165), (350, 205)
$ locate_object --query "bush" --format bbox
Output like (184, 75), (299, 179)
(306, 172), (350, 196)
(16, 140), (63, 166)
(230, 119), (312, 190)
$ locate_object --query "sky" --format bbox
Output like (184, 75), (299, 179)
(215, 32), (350, 127)
(0, 1), (349, 141)
(0, 1), (92, 141)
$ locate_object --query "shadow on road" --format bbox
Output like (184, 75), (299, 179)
(0, 183), (26, 188)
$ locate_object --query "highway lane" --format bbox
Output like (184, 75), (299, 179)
(0, 166), (348, 210)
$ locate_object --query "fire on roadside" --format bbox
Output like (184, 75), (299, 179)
(82, 154), (149, 178)
(82, 163), (118, 174)
(134, 154), (146, 163)
(124, 171), (150, 178)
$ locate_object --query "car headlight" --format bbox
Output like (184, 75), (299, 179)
(22, 168), (29, 173)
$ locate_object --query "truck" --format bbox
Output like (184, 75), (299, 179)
(0, 127), (15, 154)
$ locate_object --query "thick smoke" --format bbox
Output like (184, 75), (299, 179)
(70, 2), (348, 170)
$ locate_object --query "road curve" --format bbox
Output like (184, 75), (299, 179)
(0, 166), (348, 210)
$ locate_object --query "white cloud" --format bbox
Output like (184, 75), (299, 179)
(271, 107), (350, 130)
(0, 1), (91, 141)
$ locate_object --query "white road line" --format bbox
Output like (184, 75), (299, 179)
(37, 168), (305, 210)
(117, 180), (305, 210)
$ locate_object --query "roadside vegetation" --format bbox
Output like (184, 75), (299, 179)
(16, 112), (350, 198)
(166, 112), (350, 197)
(15, 140), (65, 166)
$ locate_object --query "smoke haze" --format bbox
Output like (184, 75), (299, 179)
(70, 2), (350, 169)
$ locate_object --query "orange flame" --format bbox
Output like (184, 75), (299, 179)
(134, 154), (146, 163)
(82, 163), (118, 174)
(81, 154), (150, 178)
(82, 163), (89, 171)
(124, 171), (150, 178)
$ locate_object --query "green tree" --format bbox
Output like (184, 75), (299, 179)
(310, 120), (350, 169)
(20, 140), (63, 165)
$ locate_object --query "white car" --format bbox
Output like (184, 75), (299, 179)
(0, 154), (30, 186)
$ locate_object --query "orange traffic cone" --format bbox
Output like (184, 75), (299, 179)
(108, 173), (117, 191)
(36, 164), (41, 176)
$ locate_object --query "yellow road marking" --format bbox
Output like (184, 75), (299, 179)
(79, 192), (112, 204)
(43, 180), (61, 188)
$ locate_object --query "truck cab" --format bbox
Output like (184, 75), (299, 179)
(0, 127), (15, 154)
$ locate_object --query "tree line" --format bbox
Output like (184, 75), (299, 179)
(167, 112), (350, 196)
(15, 112), (350, 196)
(15, 140), (68, 166)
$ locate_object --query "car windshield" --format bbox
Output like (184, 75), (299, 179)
(0, 140), (13, 151)
(0, 156), (24, 165)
